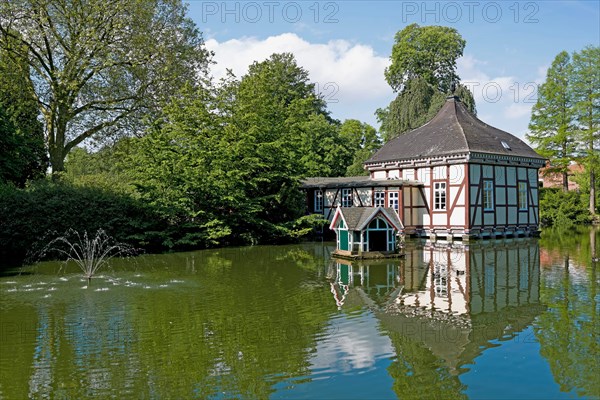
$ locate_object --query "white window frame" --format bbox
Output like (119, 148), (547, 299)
(388, 192), (399, 212)
(483, 180), (494, 211)
(314, 189), (323, 212)
(374, 191), (385, 207)
(433, 181), (447, 211)
(518, 182), (528, 210)
(341, 188), (353, 207)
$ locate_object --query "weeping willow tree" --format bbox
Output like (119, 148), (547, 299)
(377, 24), (476, 142)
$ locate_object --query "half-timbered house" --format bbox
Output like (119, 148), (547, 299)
(303, 96), (546, 241)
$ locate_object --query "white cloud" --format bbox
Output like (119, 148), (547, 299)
(458, 54), (516, 106)
(457, 54), (542, 141)
(203, 38), (545, 137)
(310, 311), (395, 372)
(535, 65), (548, 84)
(505, 103), (532, 119)
(205, 33), (393, 126)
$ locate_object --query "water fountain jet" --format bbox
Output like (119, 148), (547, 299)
(42, 229), (135, 283)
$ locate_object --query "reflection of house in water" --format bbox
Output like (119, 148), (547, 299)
(327, 239), (545, 376)
(327, 259), (401, 309)
(396, 239), (541, 319)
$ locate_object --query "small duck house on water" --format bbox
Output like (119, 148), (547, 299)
(330, 206), (403, 259)
(303, 96), (546, 252)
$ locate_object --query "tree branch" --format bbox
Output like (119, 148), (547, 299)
(64, 109), (133, 153)
(71, 95), (137, 117)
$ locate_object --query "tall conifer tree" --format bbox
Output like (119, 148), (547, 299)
(571, 46), (600, 214)
(528, 51), (576, 192)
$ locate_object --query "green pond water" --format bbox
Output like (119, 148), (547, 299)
(0, 228), (598, 399)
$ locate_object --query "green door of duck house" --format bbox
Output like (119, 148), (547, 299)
(338, 221), (349, 251)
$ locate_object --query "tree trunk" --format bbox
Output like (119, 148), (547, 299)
(48, 145), (64, 176)
(48, 120), (67, 176)
(562, 170), (569, 192)
(590, 169), (596, 215)
(562, 140), (569, 192)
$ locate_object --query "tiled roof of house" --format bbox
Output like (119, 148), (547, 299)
(366, 96), (544, 165)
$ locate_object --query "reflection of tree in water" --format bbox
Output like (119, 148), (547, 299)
(128, 245), (337, 399)
(0, 301), (38, 398)
(385, 325), (468, 400)
(327, 259), (403, 310)
(4, 245), (337, 399)
(534, 228), (599, 398)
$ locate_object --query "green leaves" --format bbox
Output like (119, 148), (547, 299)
(379, 25), (475, 141)
(339, 119), (382, 176)
(2, 50), (381, 259)
(528, 46), (599, 213)
(0, 180), (165, 263)
(528, 51), (576, 171)
(0, 34), (47, 186)
(385, 24), (466, 93)
(0, 0), (210, 173)
(121, 53), (339, 247)
(571, 46), (600, 214)
(539, 188), (591, 228)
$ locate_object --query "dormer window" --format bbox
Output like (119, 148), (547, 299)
(501, 141), (511, 150)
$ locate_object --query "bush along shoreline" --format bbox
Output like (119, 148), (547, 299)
(539, 187), (594, 229)
(0, 179), (325, 269)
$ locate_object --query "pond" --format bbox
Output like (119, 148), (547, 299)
(0, 228), (598, 399)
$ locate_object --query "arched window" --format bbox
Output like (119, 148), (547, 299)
(368, 218), (389, 230)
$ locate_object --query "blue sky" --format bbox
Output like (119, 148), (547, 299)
(187, 0), (600, 141)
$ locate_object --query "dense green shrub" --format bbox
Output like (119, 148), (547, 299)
(0, 179), (324, 267)
(0, 180), (167, 264)
(539, 188), (591, 228)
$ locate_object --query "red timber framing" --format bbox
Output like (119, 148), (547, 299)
(527, 171), (539, 226)
(398, 187), (404, 223)
(417, 186), (430, 215)
(320, 185), (422, 224)
(448, 175), (466, 229)
(470, 165), (484, 229)
(416, 165), (468, 233)
(429, 167), (434, 231)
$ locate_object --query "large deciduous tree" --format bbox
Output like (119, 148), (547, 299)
(128, 53), (338, 247)
(0, 0), (209, 174)
(378, 24), (475, 141)
(226, 53), (335, 235)
(571, 46), (600, 214)
(339, 119), (381, 176)
(527, 51), (577, 192)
